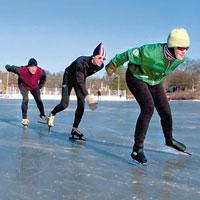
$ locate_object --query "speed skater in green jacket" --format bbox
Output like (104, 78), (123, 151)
(106, 28), (190, 164)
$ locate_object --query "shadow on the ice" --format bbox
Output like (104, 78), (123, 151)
(0, 117), (22, 128)
(81, 141), (129, 164)
(66, 137), (135, 164)
(0, 116), (61, 138)
(85, 139), (181, 155)
(86, 138), (131, 149)
(40, 132), (131, 164)
(83, 139), (193, 162)
(47, 130), (68, 141)
(1, 116), (191, 160)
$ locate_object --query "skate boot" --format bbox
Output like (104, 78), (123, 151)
(47, 113), (55, 127)
(69, 127), (85, 141)
(22, 118), (29, 128)
(39, 114), (47, 123)
(131, 148), (147, 164)
(166, 138), (186, 152)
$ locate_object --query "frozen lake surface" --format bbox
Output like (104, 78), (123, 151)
(0, 99), (200, 200)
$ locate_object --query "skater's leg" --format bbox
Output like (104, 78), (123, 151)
(19, 85), (29, 119)
(19, 85), (29, 126)
(31, 88), (45, 117)
(47, 72), (72, 127)
(51, 86), (71, 115)
(72, 96), (85, 128)
(126, 69), (154, 150)
(70, 88), (85, 138)
(150, 84), (187, 152)
(51, 72), (72, 115)
(149, 83), (173, 143)
(47, 85), (71, 127)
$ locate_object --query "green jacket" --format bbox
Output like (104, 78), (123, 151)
(112, 43), (184, 85)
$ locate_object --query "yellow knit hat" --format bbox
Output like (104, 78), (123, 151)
(167, 28), (190, 48)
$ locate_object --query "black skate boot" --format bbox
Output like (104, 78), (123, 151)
(166, 138), (186, 152)
(39, 114), (47, 124)
(166, 138), (191, 155)
(69, 127), (86, 141)
(131, 148), (147, 164)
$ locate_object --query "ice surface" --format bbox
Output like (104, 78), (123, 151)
(0, 99), (200, 200)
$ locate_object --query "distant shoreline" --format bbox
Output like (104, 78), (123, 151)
(167, 90), (200, 101)
(1, 91), (200, 102)
(0, 94), (128, 101)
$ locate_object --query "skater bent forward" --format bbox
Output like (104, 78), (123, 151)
(5, 58), (47, 127)
(47, 43), (106, 140)
(106, 28), (190, 164)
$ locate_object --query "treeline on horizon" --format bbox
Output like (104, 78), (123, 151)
(0, 58), (200, 94)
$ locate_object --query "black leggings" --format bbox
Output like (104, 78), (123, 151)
(126, 69), (172, 149)
(51, 72), (85, 128)
(19, 85), (45, 119)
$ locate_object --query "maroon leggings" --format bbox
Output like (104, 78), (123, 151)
(126, 69), (172, 150)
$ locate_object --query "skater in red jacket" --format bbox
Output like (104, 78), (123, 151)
(5, 58), (46, 127)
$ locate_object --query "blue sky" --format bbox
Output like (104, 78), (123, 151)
(0, 0), (199, 76)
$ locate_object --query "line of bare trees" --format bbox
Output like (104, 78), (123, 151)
(0, 58), (200, 96)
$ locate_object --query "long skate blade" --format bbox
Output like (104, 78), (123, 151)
(37, 121), (47, 124)
(165, 145), (192, 156)
(128, 159), (147, 168)
(69, 136), (86, 141)
(183, 151), (192, 156)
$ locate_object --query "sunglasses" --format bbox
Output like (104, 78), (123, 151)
(177, 47), (189, 51)
(97, 56), (106, 61)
